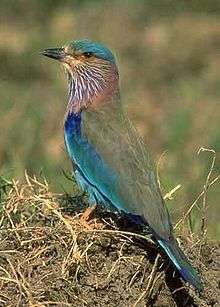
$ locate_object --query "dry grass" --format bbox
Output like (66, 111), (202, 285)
(0, 172), (219, 306)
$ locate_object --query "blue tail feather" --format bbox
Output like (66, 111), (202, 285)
(157, 238), (203, 291)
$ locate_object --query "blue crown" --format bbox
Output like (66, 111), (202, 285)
(69, 39), (116, 63)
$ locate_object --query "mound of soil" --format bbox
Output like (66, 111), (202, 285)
(0, 178), (219, 306)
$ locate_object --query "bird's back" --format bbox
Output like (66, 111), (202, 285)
(65, 100), (172, 242)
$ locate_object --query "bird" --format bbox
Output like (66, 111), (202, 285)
(41, 39), (203, 291)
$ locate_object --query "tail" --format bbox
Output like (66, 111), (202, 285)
(157, 237), (203, 291)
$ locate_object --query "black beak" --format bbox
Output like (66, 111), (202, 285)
(40, 47), (65, 60)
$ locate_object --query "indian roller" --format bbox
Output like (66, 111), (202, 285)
(41, 39), (203, 291)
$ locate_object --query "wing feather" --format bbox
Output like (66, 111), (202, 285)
(79, 103), (172, 240)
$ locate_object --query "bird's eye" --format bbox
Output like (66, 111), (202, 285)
(83, 52), (93, 58)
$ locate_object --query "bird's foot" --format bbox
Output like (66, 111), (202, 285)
(80, 204), (97, 229)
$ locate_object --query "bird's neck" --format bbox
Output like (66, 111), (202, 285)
(64, 89), (121, 139)
(64, 63), (120, 140)
(65, 63), (119, 116)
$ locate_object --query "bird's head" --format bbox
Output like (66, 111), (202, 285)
(42, 39), (119, 112)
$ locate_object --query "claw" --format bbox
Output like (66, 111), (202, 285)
(79, 204), (97, 228)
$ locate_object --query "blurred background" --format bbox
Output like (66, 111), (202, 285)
(0, 0), (219, 238)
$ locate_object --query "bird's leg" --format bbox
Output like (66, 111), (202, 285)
(80, 204), (97, 225)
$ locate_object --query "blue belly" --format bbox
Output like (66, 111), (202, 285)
(64, 111), (117, 210)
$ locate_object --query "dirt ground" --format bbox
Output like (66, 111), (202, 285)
(0, 176), (219, 306)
